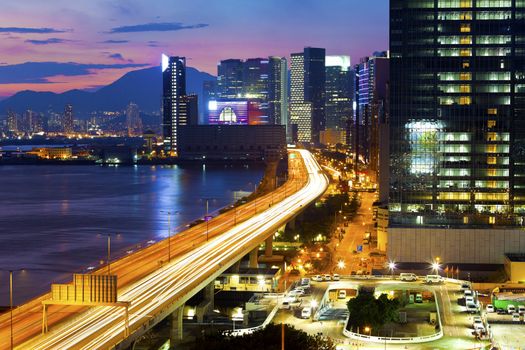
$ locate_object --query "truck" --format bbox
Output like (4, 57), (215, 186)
(492, 287), (525, 310)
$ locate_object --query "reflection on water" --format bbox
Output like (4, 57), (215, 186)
(0, 163), (263, 305)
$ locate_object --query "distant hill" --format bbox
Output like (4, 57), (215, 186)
(0, 66), (215, 116)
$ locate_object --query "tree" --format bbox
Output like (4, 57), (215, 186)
(347, 291), (400, 332)
(191, 324), (335, 350)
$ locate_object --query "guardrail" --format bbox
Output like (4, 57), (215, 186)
(342, 289), (444, 344)
(223, 300), (280, 337)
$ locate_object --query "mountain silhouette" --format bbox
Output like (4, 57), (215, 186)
(0, 66), (215, 116)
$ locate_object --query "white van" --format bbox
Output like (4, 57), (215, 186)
(425, 275), (443, 284)
(301, 307), (312, 319)
(508, 304), (517, 314)
(338, 290), (347, 299)
(300, 278), (311, 288)
(399, 273), (418, 282)
(519, 305), (525, 314)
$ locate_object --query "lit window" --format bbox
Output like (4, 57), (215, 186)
(488, 120), (496, 128)
(489, 217), (496, 225)
(460, 24), (471, 33)
(488, 108), (498, 115)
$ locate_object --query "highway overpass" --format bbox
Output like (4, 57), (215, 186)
(1, 149), (328, 350)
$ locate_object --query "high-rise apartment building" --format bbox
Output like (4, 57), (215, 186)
(389, 0), (525, 264)
(202, 80), (218, 124)
(162, 54), (186, 154)
(7, 110), (18, 133)
(126, 102), (142, 136)
(63, 104), (74, 135)
(289, 48), (326, 144)
(268, 57), (289, 132)
(181, 94), (199, 126)
(325, 55), (353, 143)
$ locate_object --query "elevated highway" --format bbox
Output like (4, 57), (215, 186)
(1, 149), (328, 349)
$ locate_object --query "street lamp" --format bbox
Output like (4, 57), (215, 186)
(160, 210), (179, 262)
(364, 326), (371, 336)
(1, 268), (25, 350)
(388, 262), (396, 278)
(431, 261), (441, 274)
(201, 198), (214, 241)
(337, 260), (346, 270)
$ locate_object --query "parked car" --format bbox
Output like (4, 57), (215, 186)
(512, 313), (521, 322)
(324, 274), (331, 281)
(399, 273), (418, 282)
(281, 301), (291, 310)
(338, 290), (347, 299)
(473, 316), (485, 331)
(415, 293), (423, 303)
(461, 283), (471, 291)
(486, 304), (495, 313)
(425, 275), (444, 284)
(300, 278), (311, 287)
(519, 305), (525, 314)
(332, 273), (340, 281)
(312, 275), (323, 282)
(466, 304), (479, 313)
(301, 307), (312, 319)
(508, 304), (517, 314)
(464, 289), (473, 298)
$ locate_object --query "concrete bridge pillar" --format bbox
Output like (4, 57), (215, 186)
(265, 235), (273, 258)
(196, 281), (215, 323)
(231, 260), (241, 273)
(249, 247), (259, 268)
(170, 304), (184, 342)
(287, 217), (296, 231)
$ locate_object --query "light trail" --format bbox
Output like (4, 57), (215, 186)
(16, 149), (328, 350)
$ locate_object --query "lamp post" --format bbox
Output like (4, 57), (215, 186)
(201, 198), (214, 241)
(2, 268), (25, 350)
(107, 234), (111, 275)
(388, 262), (396, 279)
(160, 210), (179, 262)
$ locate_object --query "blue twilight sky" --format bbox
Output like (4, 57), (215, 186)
(0, 0), (389, 98)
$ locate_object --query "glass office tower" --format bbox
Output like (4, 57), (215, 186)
(162, 55), (186, 154)
(390, 0), (525, 228)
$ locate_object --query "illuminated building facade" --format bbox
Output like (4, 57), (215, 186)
(268, 57), (289, 131)
(289, 48), (326, 144)
(162, 54), (186, 154)
(208, 100), (267, 125)
(217, 59), (244, 99)
(63, 104), (74, 135)
(388, 0), (525, 263)
(325, 55), (353, 142)
(126, 102), (142, 136)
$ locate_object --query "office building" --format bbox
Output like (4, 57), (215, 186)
(178, 125), (286, 160)
(182, 94), (199, 126)
(389, 0), (525, 264)
(63, 104), (74, 135)
(126, 102), (142, 136)
(217, 59), (243, 99)
(325, 55), (353, 143)
(289, 47), (326, 144)
(7, 110), (18, 133)
(355, 53), (389, 170)
(268, 57), (289, 134)
(162, 54), (186, 154)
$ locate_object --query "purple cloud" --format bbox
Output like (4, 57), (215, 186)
(0, 27), (69, 34)
(100, 39), (129, 44)
(108, 22), (208, 33)
(25, 38), (72, 45)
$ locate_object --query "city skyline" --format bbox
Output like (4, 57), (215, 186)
(0, 0), (388, 99)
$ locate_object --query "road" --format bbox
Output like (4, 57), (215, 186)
(330, 191), (379, 276)
(274, 277), (496, 350)
(9, 149), (328, 349)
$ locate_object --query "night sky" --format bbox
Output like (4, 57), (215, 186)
(0, 0), (388, 99)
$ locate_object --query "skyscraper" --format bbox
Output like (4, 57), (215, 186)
(268, 57), (289, 131)
(162, 54), (186, 154)
(181, 94), (199, 126)
(389, 0), (525, 264)
(290, 52), (312, 143)
(217, 59), (243, 99)
(7, 110), (18, 133)
(63, 104), (74, 135)
(126, 102), (142, 136)
(289, 47), (326, 144)
(325, 55), (353, 141)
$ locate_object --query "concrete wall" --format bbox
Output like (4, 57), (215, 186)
(387, 227), (525, 264)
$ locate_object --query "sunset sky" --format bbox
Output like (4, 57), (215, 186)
(0, 0), (389, 99)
